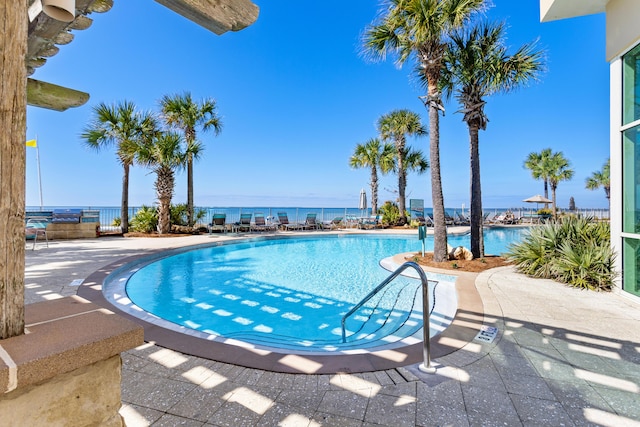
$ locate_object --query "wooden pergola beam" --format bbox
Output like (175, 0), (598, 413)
(155, 0), (259, 34)
(27, 78), (90, 111)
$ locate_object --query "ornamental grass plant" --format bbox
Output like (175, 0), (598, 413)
(506, 216), (616, 291)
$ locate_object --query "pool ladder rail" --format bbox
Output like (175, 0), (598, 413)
(341, 261), (437, 374)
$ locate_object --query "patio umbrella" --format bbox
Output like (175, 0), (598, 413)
(523, 194), (552, 204)
(523, 194), (552, 211)
(359, 188), (367, 216)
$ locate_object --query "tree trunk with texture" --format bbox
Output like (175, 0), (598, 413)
(187, 156), (194, 227)
(121, 163), (129, 234)
(398, 168), (407, 225)
(469, 123), (484, 259)
(157, 198), (172, 234)
(0, 1), (27, 339)
(156, 167), (175, 234)
(370, 167), (378, 215)
(396, 143), (406, 225)
(428, 83), (448, 262)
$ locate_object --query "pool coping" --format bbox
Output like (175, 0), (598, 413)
(77, 245), (485, 374)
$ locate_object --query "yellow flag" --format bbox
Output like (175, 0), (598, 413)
(25, 139), (37, 148)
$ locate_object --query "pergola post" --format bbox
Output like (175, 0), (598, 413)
(0, 1), (27, 339)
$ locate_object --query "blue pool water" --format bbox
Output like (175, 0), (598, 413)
(110, 229), (524, 352)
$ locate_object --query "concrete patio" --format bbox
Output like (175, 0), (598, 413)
(24, 232), (640, 426)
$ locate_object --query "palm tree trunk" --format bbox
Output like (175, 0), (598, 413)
(428, 85), (448, 262)
(398, 168), (407, 225)
(157, 167), (175, 234)
(370, 166), (378, 215)
(157, 197), (172, 234)
(187, 154), (194, 227)
(0, 0), (27, 339)
(469, 123), (483, 258)
(543, 180), (550, 210)
(121, 163), (130, 234)
(397, 146), (406, 225)
(551, 185), (557, 219)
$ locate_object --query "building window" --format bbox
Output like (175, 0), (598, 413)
(622, 126), (640, 234)
(623, 238), (640, 297)
(622, 42), (640, 297)
(623, 44), (640, 125)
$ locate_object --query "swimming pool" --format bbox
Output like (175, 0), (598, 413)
(104, 229), (524, 354)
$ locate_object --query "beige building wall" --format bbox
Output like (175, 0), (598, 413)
(606, 0), (640, 60)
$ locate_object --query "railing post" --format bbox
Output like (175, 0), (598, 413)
(341, 261), (436, 374)
(406, 261), (436, 374)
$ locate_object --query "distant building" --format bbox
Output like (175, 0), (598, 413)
(540, 0), (640, 301)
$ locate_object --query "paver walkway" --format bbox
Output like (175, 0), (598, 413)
(24, 234), (640, 426)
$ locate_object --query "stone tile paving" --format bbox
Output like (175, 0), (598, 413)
(23, 237), (640, 426)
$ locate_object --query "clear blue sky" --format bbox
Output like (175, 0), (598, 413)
(26, 0), (610, 210)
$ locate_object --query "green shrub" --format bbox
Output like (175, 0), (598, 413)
(170, 203), (189, 226)
(169, 203), (206, 226)
(409, 219), (423, 228)
(193, 208), (206, 224)
(506, 216), (616, 291)
(112, 217), (121, 227)
(379, 201), (401, 226)
(129, 205), (158, 233)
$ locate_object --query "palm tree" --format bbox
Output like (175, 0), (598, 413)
(586, 158), (610, 206)
(363, 0), (485, 261)
(524, 148), (554, 203)
(396, 147), (430, 212)
(377, 109), (427, 224)
(81, 101), (157, 234)
(160, 92), (222, 227)
(547, 151), (575, 219)
(136, 131), (201, 234)
(438, 21), (544, 258)
(349, 138), (395, 215)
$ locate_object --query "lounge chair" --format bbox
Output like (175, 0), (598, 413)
(359, 214), (382, 229)
(344, 214), (360, 229)
(234, 213), (252, 233)
(455, 213), (470, 225)
(444, 212), (456, 225)
(251, 212), (277, 232)
(483, 212), (496, 225)
(25, 218), (49, 250)
(302, 213), (320, 230)
(208, 213), (227, 234)
(322, 216), (343, 230)
(491, 212), (514, 224)
(422, 214), (435, 227)
(277, 212), (302, 231)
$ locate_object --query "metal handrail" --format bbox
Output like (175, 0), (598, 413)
(340, 261), (437, 373)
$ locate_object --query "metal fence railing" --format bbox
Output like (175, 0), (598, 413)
(27, 206), (611, 234)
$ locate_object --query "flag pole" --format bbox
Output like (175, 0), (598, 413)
(35, 135), (43, 210)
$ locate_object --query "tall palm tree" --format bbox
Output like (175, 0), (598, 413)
(377, 109), (427, 224)
(349, 138), (395, 215)
(136, 131), (201, 234)
(524, 148), (554, 203)
(81, 101), (157, 234)
(364, 0), (485, 261)
(438, 21), (544, 258)
(547, 151), (575, 219)
(160, 92), (222, 227)
(586, 158), (610, 206)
